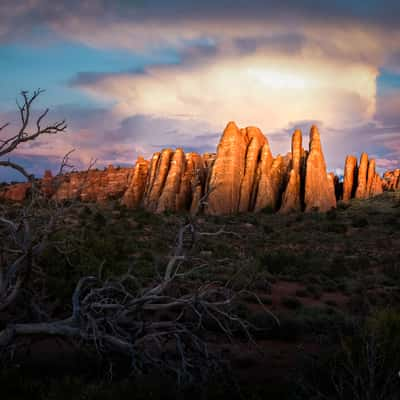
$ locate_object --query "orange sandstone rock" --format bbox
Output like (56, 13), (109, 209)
(254, 155), (286, 212)
(280, 129), (303, 214)
(366, 159), (376, 197)
(304, 126), (336, 212)
(355, 152), (369, 199)
(205, 122), (247, 215)
(156, 149), (186, 213)
(238, 127), (267, 212)
(41, 170), (54, 198)
(383, 169), (400, 190)
(370, 173), (383, 196)
(121, 157), (149, 208)
(253, 141), (274, 212)
(143, 149), (173, 212)
(342, 155), (358, 201)
(0, 182), (31, 202)
(176, 152), (205, 213)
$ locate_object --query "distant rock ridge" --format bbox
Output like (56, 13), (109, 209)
(342, 152), (385, 202)
(1, 122), (398, 214)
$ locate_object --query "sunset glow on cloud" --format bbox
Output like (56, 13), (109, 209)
(0, 0), (399, 180)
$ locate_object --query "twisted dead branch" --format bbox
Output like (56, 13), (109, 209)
(0, 90), (277, 384)
(0, 220), (271, 383)
(0, 89), (67, 180)
(0, 90), (70, 312)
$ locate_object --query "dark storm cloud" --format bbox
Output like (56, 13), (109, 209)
(1, 0), (400, 45)
(110, 114), (219, 150)
(234, 33), (307, 55)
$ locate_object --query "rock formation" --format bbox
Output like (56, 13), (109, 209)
(121, 157), (149, 208)
(205, 122), (248, 215)
(156, 149), (186, 213)
(253, 141), (274, 212)
(366, 159), (376, 197)
(177, 153), (205, 214)
(1, 121), (398, 214)
(41, 170), (55, 198)
(327, 172), (337, 207)
(280, 129), (303, 214)
(383, 169), (400, 191)
(143, 149), (174, 212)
(355, 153), (369, 199)
(52, 166), (132, 203)
(370, 173), (383, 196)
(238, 127), (266, 213)
(0, 182), (31, 202)
(342, 155), (358, 202)
(342, 153), (386, 201)
(304, 126), (336, 212)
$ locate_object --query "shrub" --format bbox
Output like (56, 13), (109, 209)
(281, 296), (302, 309)
(351, 216), (369, 228)
(260, 205), (274, 214)
(305, 309), (400, 400)
(326, 222), (348, 234)
(295, 289), (309, 298)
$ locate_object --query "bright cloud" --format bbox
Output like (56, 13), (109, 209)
(77, 54), (378, 133)
(1, 0), (400, 180)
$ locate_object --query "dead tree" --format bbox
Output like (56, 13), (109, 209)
(0, 90), (68, 312)
(0, 90), (276, 383)
(0, 89), (66, 181)
(0, 217), (278, 383)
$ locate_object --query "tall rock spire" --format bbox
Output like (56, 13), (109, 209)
(205, 121), (247, 215)
(143, 149), (174, 212)
(238, 127), (267, 212)
(121, 157), (149, 208)
(355, 152), (369, 199)
(280, 129), (303, 213)
(156, 148), (186, 213)
(366, 158), (376, 197)
(253, 141), (274, 211)
(342, 155), (358, 202)
(304, 125), (336, 212)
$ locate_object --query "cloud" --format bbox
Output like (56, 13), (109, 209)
(74, 52), (378, 135)
(0, 103), (220, 181)
(1, 0), (400, 180)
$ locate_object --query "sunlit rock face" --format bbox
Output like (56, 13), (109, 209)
(156, 148), (186, 213)
(179, 152), (206, 215)
(238, 127), (267, 213)
(205, 121), (248, 215)
(41, 170), (55, 198)
(304, 126), (336, 212)
(370, 173), (383, 197)
(0, 182), (31, 202)
(342, 155), (358, 202)
(143, 148), (174, 212)
(383, 169), (400, 191)
(253, 141), (274, 212)
(0, 121), (397, 213)
(342, 153), (385, 201)
(280, 129), (303, 214)
(121, 157), (149, 208)
(355, 152), (369, 199)
(53, 166), (132, 203)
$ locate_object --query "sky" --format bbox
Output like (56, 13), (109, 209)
(1, 0), (400, 181)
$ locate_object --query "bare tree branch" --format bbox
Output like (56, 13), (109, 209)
(0, 160), (34, 181)
(0, 89), (67, 162)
